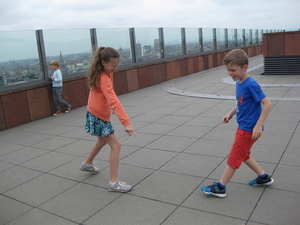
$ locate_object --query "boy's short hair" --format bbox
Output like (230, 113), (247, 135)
(223, 49), (249, 67)
(50, 60), (60, 67)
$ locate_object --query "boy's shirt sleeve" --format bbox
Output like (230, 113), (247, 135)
(53, 70), (62, 83)
(248, 81), (266, 102)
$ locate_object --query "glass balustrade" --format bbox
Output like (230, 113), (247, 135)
(0, 30), (41, 88)
(43, 29), (92, 78)
(0, 27), (286, 92)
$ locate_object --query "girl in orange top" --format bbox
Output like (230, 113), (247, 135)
(80, 47), (136, 192)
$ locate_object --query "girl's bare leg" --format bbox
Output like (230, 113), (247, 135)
(103, 133), (121, 183)
(85, 136), (107, 165)
(244, 156), (265, 175)
(220, 165), (236, 186)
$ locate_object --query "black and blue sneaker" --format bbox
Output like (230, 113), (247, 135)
(249, 174), (274, 187)
(201, 182), (226, 198)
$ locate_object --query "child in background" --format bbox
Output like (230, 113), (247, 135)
(50, 60), (71, 116)
(80, 47), (136, 193)
(201, 49), (274, 198)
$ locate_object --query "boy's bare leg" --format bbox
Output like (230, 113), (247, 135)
(244, 157), (265, 175)
(220, 165), (236, 186)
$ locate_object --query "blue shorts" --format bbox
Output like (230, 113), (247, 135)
(85, 111), (114, 137)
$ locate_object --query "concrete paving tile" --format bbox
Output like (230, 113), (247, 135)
(145, 135), (198, 152)
(162, 206), (247, 225)
(147, 106), (182, 115)
(48, 157), (109, 182)
(120, 148), (178, 170)
(83, 164), (154, 189)
(120, 120), (150, 130)
(185, 116), (223, 127)
(31, 136), (78, 151)
(84, 195), (177, 225)
(160, 153), (224, 178)
(250, 189), (300, 225)
(5, 174), (77, 207)
(245, 131), (293, 147)
(272, 164), (300, 192)
(0, 166), (42, 193)
(167, 124), (213, 138)
(0, 195), (33, 225)
(288, 132), (300, 147)
(4, 132), (51, 147)
(280, 146), (300, 166)
(0, 129), (33, 142)
(59, 126), (90, 139)
(0, 161), (14, 172)
(55, 139), (96, 156)
(84, 144), (140, 162)
(155, 115), (194, 125)
(247, 222), (268, 225)
(130, 113), (167, 123)
(39, 183), (121, 224)
(250, 143), (286, 163)
(184, 138), (232, 157)
(183, 180), (264, 220)
(19, 122), (78, 136)
(119, 132), (161, 148)
(265, 119), (299, 132)
(202, 126), (237, 141)
(0, 141), (24, 156)
(133, 171), (201, 205)
(5, 208), (77, 225)
(0, 146), (49, 164)
(21, 151), (77, 172)
(137, 123), (180, 135)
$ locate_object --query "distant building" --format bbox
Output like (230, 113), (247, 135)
(143, 45), (151, 55)
(136, 43), (142, 57)
(59, 51), (68, 76)
(154, 39), (160, 53)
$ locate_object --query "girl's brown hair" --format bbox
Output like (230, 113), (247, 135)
(87, 47), (120, 90)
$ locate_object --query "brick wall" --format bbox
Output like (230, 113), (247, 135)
(0, 46), (262, 130)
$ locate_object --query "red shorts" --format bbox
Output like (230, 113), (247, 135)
(227, 128), (258, 169)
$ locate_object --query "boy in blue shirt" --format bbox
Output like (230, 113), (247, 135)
(201, 49), (274, 198)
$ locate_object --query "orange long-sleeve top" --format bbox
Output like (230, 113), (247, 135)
(87, 72), (131, 127)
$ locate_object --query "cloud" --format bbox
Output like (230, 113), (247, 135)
(0, 0), (299, 30)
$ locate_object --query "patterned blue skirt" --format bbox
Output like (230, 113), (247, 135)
(85, 111), (114, 137)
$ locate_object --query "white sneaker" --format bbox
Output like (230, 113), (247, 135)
(79, 162), (99, 174)
(108, 181), (132, 192)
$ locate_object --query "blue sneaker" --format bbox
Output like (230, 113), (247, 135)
(201, 182), (226, 198)
(249, 175), (274, 187)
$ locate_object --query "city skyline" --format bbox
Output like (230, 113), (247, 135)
(0, 27), (269, 62)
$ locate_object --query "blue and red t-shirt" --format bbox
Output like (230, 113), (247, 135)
(235, 77), (266, 132)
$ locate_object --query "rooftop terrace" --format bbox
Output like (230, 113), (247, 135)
(0, 55), (300, 225)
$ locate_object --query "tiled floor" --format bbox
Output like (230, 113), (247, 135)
(1, 55), (300, 225)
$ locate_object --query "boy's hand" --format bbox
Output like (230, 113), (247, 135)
(252, 125), (262, 139)
(125, 124), (136, 137)
(222, 114), (231, 123)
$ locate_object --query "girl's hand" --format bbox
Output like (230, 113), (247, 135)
(125, 124), (136, 137)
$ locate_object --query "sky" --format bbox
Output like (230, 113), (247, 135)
(0, 0), (299, 31)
